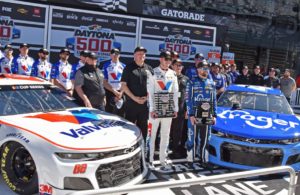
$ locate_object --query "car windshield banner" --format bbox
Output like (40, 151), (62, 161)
(139, 18), (220, 67)
(48, 6), (138, 64)
(0, 0), (48, 52)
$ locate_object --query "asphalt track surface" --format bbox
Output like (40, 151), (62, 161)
(0, 160), (294, 195)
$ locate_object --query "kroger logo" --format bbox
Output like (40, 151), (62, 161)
(218, 110), (299, 130)
(194, 94), (210, 102)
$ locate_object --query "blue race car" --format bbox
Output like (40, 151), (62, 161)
(209, 85), (300, 170)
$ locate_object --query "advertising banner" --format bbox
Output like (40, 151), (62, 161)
(0, 0), (48, 54)
(139, 18), (219, 67)
(222, 52), (235, 64)
(48, 6), (139, 64)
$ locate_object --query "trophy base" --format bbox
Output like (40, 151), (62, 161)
(195, 118), (214, 126)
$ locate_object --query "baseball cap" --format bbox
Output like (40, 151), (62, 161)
(242, 65), (249, 69)
(4, 44), (13, 50)
(172, 59), (182, 65)
(38, 48), (49, 55)
(159, 51), (172, 60)
(195, 53), (204, 59)
(134, 46), (147, 53)
(60, 48), (71, 54)
(20, 43), (29, 48)
(110, 48), (120, 55)
(254, 65), (260, 69)
(87, 52), (97, 59)
(269, 67), (276, 72)
(211, 62), (221, 67)
(80, 50), (89, 57)
(171, 51), (179, 58)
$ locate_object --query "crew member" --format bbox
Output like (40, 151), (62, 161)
(0, 45), (14, 73)
(147, 51), (178, 168)
(229, 63), (239, 83)
(121, 46), (153, 139)
(250, 65), (264, 86)
(186, 62), (217, 165)
(170, 59), (189, 159)
(50, 48), (75, 96)
(210, 63), (225, 99)
(235, 65), (250, 85)
(73, 50), (89, 71)
(12, 43), (34, 75)
(264, 68), (280, 89)
(31, 48), (52, 80)
(74, 52), (106, 110)
(185, 53), (206, 80)
(103, 48), (126, 116)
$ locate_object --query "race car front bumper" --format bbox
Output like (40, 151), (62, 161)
(209, 132), (300, 171)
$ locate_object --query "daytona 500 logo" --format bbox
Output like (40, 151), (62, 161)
(66, 25), (121, 62)
(218, 110), (299, 130)
(0, 16), (20, 46)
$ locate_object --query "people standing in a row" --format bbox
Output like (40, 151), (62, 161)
(147, 51), (179, 169)
(250, 65), (264, 86)
(235, 65), (250, 85)
(103, 48), (126, 116)
(121, 46), (152, 139)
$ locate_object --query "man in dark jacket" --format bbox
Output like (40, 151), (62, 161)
(235, 65), (250, 85)
(250, 65), (264, 86)
(74, 52), (106, 110)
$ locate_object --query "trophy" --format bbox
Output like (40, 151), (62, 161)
(154, 92), (175, 118)
(194, 101), (214, 125)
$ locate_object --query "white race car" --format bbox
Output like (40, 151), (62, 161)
(0, 74), (147, 195)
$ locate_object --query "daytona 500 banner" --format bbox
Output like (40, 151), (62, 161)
(0, 0), (48, 53)
(139, 18), (220, 67)
(48, 6), (138, 64)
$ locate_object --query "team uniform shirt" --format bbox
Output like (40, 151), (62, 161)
(0, 56), (14, 73)
(103, 61), (126, 90)
(50, 60), (75, 90)
(12, 55), (34, 75)
(31, 59), (52, 80)
(211, 72), (225, 90)
(230, 71), (240, 83)
(0, 50), (4, 59)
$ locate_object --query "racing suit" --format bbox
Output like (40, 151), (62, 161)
(186, 76), (217, 163)
(50, 60), (75, 91)
(73, 60), (85, 71)
(12, 55), (34, 75)
(147, 67), (179, 164)
(31, 59), (52, 80)
(0, 56), (14, 73)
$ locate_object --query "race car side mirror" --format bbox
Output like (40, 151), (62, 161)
(232, 102), (242, 110)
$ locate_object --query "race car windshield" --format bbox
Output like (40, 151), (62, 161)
(218, 90), (293, 114)
(0, 85), (79, 116)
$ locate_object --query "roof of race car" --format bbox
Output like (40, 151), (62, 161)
(226, 84), (282, 95)
(0, 74), (51, 85)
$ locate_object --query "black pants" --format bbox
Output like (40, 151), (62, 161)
(170, 112), (185, 152)
(105, 90), (125, 117)
(124, 99), (148, 140)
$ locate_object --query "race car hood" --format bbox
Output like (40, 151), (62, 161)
(0, 108), (141, 151)
(214, 107), (300, 140)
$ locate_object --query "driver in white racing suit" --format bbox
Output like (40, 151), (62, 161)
(147, 51), (179, 168)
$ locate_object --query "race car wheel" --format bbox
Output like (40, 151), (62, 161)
(1, 142), (38, 195)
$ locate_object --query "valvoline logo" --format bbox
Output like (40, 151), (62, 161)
(157, 80), (172, 90)
(110, 72), (122, 80)
(26, 109), (100, 124)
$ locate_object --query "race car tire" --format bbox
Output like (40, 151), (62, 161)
(1, 142), (38, 195)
